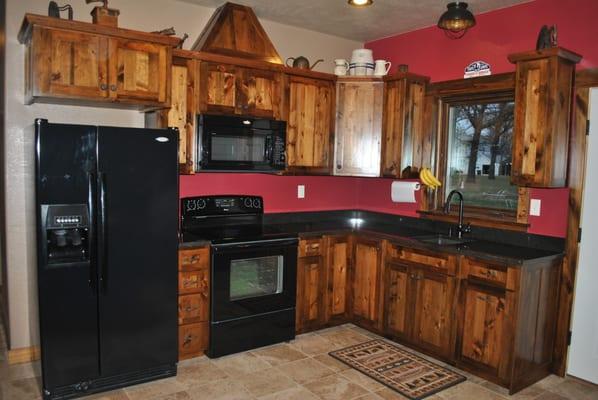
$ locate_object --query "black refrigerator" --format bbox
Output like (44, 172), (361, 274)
(35, 119), (179, 400)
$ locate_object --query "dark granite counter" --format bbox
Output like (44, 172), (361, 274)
(180, 210), (564, 265)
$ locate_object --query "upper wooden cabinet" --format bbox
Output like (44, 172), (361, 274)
(286, 75), (335, 173)
(198, 62), (283, 119)
(334, 78), (384, 177)
(508, 47), (581, 187)
(18, 14), (179, 109)
(381, 73), (429, 178)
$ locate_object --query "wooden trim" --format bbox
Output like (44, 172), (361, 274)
(417, 210), (529, 232)
(552, 87), (590, 375)
(427, 73), (515, 97)
(576, 68), (598, 88)
(18, 14), (181, 46)
(336, 76), (384, 83)
(507, 47), (582, 64)
(8, 346), (41, 364)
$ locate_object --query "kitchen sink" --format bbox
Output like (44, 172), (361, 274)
(412, 234), (474, 246)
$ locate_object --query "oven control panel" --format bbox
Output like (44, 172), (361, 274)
(181, 195), (264, 219)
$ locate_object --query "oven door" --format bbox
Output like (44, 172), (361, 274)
(211, 238), (298, 323)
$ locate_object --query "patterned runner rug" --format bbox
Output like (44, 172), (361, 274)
(329, 339), (466, 400)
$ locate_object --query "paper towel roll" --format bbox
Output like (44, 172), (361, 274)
(391, 181), (421, 203)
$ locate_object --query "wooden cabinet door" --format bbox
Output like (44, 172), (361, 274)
(381, 76), (427, 178)
(334, 80), (384, 177)
(199, 62), (238, 115)
(459, 283), (509, 373)
(108, 38), (170, 105)
(238, 68), (282, 119)
(169, 59), (197, 174)
(352, 238), (382, 328)
(296, 255), (326, 333)
(326, 236), (351, 322)
(384, 262), (412, 340)
(287, 76), (334, 171)
(31, 27), (108, 100)
(412, 268), (456, 357)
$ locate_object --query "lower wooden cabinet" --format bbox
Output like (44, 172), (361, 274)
(178, 246), (210, 360)
(351, 238), (383, 330)
(384, 263), (411, 340)
(325, 235), (351, 323)
(296, 237), (326, 333)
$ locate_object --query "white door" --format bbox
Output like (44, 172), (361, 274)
(568, 88), (598, 384)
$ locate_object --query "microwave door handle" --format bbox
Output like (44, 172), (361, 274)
(264, 136), (272, 163)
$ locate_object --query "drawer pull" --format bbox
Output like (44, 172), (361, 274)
(184, 305), (199, 313)
(183, 334), (194, 346)
(477, 295), (491, 303)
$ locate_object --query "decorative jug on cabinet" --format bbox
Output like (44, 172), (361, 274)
(286, 56), (324, 70)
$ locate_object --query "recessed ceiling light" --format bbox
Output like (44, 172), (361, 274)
(348, 0), (373, 7)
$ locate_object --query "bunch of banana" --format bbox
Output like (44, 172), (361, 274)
(419, 168), (442, 189)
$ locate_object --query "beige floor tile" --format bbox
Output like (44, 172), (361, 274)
(250, 343), (308, 366)
(312, 353), (351, 372)
(535, 375), (568, 390)
(235, 367), (298, 397)
(176, 359), (228, 388)
(437, 381), (507, 399)
(534, 392), (570, 400)
(277, 357), (335, 384)
(148, 391), (192, 400)
(1, 376), (43, 400)
(289, 334), (336, 356)
(373, 387), (411, 399)
(257, 386), (319, 400)
(316, 328), (372, 349)
(81, 389), (130, 399)
(480, 379), (547, 400)
(547, 379), (598, 400)
(186, 379), (254, 400)
(303, 374), (370, 400)
(340, 369), (386, 392)
(0, 360), (41, 381)
(211, 352), (271, 378)
(124, 377), (187, 400)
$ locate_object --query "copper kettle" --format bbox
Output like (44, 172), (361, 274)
(286, 56), (324, 70)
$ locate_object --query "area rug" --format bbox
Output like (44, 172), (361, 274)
(329, 339), (466, 400)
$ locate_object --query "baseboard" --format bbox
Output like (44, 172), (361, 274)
(7, 346), (40, 364)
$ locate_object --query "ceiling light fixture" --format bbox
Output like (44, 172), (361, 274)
(437, 2), (476, 39)
(348, 0), (373, 7)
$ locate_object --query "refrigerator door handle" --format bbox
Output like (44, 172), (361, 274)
(88, 172), (97, 290)
(98, 172), (108, 292)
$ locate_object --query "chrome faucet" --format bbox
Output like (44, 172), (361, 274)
(444, 190), (471, 239)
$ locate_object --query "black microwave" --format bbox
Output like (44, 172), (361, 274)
(197, 114), (286, 172)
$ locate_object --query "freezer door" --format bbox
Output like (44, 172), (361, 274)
(97, 126), (178, 376)
(35, 119), (100, 388)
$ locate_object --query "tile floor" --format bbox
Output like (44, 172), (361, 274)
(1, 323), (597, 400)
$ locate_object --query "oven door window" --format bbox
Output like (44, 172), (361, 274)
(211, 134), (267, 163)
(230, 255), (283, 301)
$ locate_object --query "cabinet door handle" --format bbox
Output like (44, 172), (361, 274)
(100, 83), (108, 91)
(477, 295), (491, 303)
(110, 84), (117, 92)
(183, 334), (194, 346)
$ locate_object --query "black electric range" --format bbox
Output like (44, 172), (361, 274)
(180, 195), (298, 358)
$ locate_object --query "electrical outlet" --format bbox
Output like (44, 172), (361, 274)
(530, 199), (541, 216)
(297, 185), (305, 199)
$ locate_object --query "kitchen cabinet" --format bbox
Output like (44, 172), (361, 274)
(296, 237), (327, 333)
(384, 262), (411, 340)
(334, 78), (384, 177)
(18, 14), (178, 109)
(145, 53), (198, 174)
(286, 75), (335, 173)
(351, 237), (383, 330)
(178, 247), (210, 360)
(198, 62), (283, 119)
(381, 72), (429, 177)
(508, 47), (581, 187)
(325, 235), (352, 324)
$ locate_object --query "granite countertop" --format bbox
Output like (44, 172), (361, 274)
(180, 210), (564, 265)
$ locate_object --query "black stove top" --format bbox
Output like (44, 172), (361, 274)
(180, 195), (296, 244)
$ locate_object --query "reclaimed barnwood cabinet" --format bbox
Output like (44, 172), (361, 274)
(325, 235), (352, 324)
(351, 237), (383, 330)
(178, 247), (210, 360)
(286, 75), (335, 173)
(18, 14), (178, 109)
(508, 47), (581, 187)
(198, 61), (283, 119)
(334, 78), (384, 177)
(296, 237), (327, 333)
(381, 72), (429, 178)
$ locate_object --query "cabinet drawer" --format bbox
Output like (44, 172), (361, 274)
(179, 293), (208, 324)
(299, 238), (323, 257)
(387, 244), (456, 275)
(178, 322), (208, 359)
(179, 268), (209, 295)
(462, 258), (509, 288)
(179, 247), (209, 271)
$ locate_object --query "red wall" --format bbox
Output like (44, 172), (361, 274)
(366, 0), (598, 81)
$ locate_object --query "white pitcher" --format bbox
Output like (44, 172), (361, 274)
(374, 60), (392, 76)
(334, 59), (349, 76)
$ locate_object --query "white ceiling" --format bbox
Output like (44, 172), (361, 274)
(178, 0), (532, 42)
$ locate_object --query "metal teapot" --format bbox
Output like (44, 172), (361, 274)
(286, 56), (324, 70)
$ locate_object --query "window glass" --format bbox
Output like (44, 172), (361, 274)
(446, 101), (516, 210)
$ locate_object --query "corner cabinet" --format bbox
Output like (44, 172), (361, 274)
(334, 78), (384, 177)
(381, 73), (429, 178)
(286, 75), (335, 173)
(508, 47), (581, 187)
(18, 14), (178, 109)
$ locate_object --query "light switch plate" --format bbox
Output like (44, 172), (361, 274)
(530, 199), (541, 216)
(297, 185), (305, 199)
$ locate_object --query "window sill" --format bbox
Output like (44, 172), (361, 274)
(417, 210), (530, 232)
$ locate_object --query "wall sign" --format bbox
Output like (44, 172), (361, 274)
(464, 61), (491, 79)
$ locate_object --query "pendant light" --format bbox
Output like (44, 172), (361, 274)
(348, 0), (373, 7)
(437, 2), (476, 39)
